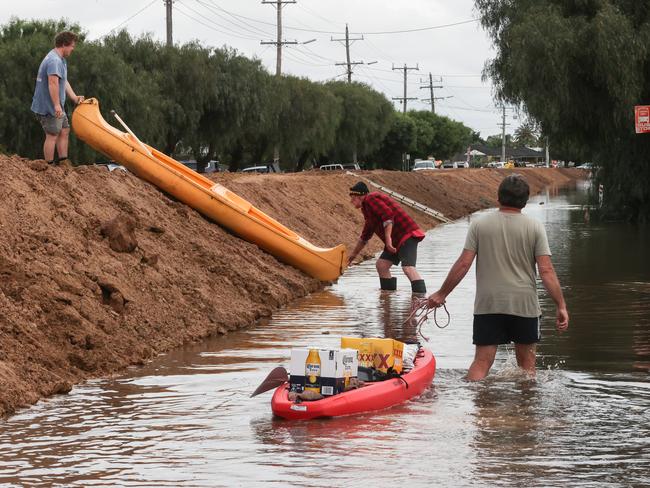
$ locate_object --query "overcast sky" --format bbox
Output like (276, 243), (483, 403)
(1, 0), (519, 138)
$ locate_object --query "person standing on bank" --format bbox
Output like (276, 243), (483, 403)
(347, 181), (427, 293)
(31, 31), (84, 166)
(426, 174), (569, 380)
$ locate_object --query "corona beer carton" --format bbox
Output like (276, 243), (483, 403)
(289, 348), (358, 396)
(340, 337), (405, 373)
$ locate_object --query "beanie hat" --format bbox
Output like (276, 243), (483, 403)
(349, 181), (369, 195)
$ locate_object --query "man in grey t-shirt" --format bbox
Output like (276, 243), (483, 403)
(31, 31), (84, 166)
(427, 174), (569, 380)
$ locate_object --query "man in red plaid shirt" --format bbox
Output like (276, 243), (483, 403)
(347, 181), (427, 292)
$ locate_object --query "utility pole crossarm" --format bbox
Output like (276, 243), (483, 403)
(392, 63), (419, 113)
(261, 0), (297, 166)
(331, 24), (365, 83)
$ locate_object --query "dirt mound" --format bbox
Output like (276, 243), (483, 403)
(0, 154), (582, 417)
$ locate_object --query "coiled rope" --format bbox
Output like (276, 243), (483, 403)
(404, 298), (451, 341)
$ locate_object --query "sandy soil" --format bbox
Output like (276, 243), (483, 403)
(0, 155), (583, 417)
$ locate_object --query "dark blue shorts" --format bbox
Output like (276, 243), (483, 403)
(473, 314), (541, 345)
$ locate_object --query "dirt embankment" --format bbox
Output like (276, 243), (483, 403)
(0, 155), (583, 417)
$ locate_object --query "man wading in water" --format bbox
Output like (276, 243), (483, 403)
(426, 174), (569, 379)
(347, 181), (427, 293)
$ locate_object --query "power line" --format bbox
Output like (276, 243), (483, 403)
(97, 0), (158, 40)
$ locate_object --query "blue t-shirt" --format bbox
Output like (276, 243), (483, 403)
(31, 49), (67, 116)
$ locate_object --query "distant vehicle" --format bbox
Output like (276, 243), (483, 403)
(487, 161), (506, 168)
(97, 162), (128, 172)
(341, 163), (361, 171)
(576, 163), (594, 170)
(412, 161), (437, 171)
(319, 162), (361, 171)
(180, 159), (218, 174)
(453, 161), (469, 168)
(242, 164), (277, 173)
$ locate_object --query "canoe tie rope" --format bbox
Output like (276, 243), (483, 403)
(404, 299), (451, 342)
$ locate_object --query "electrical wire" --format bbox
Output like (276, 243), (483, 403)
(97, 0), (158, 40)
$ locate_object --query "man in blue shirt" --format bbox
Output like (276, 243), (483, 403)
(31, 31), (84, 166)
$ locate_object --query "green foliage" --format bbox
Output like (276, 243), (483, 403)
(2, 18), (480, 176)
(476, 0), (650, 221)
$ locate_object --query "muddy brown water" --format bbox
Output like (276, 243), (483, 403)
(1, 181), (649, 487)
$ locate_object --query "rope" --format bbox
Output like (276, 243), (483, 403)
(404, 298), (451, 341)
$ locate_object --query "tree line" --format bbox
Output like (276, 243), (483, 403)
(0, 19), (477, 171)
(476, 0), (650, 222)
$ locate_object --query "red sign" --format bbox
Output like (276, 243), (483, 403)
(635, 105), (650, 133)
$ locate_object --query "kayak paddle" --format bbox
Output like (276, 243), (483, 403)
(251, 367), (289, 397)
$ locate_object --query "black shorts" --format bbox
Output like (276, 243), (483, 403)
(473, 314), (541, 345)
(379, 237), (421, 267)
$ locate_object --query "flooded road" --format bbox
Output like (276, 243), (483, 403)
(1, 181), (649, 487)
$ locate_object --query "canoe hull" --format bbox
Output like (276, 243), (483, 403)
(71, 99), (347, 281)
(271, 349), (436, 420)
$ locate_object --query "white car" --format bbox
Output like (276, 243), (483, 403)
(412, 161), (437, 171)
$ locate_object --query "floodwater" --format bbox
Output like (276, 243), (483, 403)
(1, 181), (649, 487)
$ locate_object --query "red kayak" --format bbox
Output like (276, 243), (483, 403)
(271, 348), (436, 420)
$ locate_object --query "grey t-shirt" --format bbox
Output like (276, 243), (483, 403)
(31, 49), (67, 116)
(464, 210), (551, 317)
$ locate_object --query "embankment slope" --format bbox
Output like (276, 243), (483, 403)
(0, 155), (582, 417)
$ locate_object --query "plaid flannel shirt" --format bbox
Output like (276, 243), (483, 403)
(360, 192), (425, 250)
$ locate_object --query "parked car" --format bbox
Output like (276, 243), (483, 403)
(487, 161), (505, 168)
(412, 161), (437, 171)
(180, 159), (218, 174)
(242, 164), (277, 173)
(318, 163), (360, 171)
(453, 161), (469, 168)
(576, 163), (594, 170)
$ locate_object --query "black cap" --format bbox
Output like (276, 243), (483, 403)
(349, 181), (369, 195)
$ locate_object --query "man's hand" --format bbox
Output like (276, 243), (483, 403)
(556, 307), (569, 332)
(75, 95), (85, 104)
(54, 104), (64, 118)
(385, 242), (397, 253)
(427, 291), (446, 308)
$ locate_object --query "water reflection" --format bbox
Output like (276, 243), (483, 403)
(1, 181), (650, 487)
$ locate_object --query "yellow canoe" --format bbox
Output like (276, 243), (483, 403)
(72, 98), (347, 281)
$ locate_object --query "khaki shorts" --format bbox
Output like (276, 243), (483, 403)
(35, 113), (69, 135)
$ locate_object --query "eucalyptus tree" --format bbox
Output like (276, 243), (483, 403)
(407, 110), (476, 160)
(325, 81), (394, 163)
(198, 48), (276, 171)
(276, 76), (342, 171)
(371, 112), (417, 169)
(476, 0), (650, 220)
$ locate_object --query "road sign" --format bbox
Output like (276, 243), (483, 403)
(635, 105), (650, 133)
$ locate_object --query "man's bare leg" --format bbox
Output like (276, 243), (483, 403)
(467, 345), (498, 381)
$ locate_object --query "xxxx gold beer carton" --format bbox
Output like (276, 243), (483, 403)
(289, 348), (358, 396)
(340, 337), (405, 374)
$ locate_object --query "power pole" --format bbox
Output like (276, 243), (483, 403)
(331, 24), (364, 83)
(261, 0), (297, 76)
(392, 63), (419, 113)
(420, 73), (443, 114)
(165, 0), (173, 46)
(261, 0), (296, 166)
(497, 105), (516, 162)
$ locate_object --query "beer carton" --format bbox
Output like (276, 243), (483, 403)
(340, 337), (405, 374)
(320, 348), (358, 396)
(289, 348), (358, 396)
